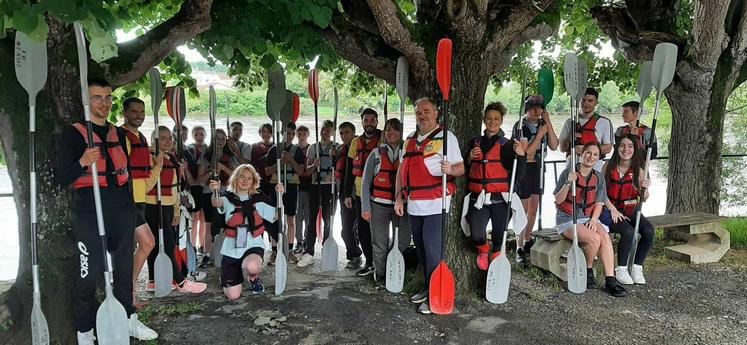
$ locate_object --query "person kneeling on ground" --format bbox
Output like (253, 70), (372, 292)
(211, 164), (284, 300)
(553, 141), (626, 297)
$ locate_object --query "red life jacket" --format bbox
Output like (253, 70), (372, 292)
(573, 113), (601, 149)
(351, 132), (381, 177)
(223, 192), (265, 239)
(123, 129), (152, 179)
(558, 170), (598, 217)
(335, 143), (349, 181)
(147, 153), (177, 197)
(371, 145), (399, 203)
(607, 168), (640, 218)
(400, 127), (455, 200)
(251, 142), (271, 182)
(468, 136), (510, 193)
(72, 123), (129, 189)
(620, 125), (647, 151)
(216, 152), (232, 184)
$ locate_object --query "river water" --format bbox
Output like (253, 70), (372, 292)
(0, 111), (740, 281)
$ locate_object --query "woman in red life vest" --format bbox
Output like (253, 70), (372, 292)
(196, 128), (238, 267)
(466, 102), (526, 271)
(210, 164), (284, 300)
(144, 126), (207, 294)
(189, 126), (208, 254)
(601, 134), (653, 285)
(360, 118), (411, 282)
(553, 142), (626, 297)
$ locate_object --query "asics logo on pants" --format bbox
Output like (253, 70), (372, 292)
(78, 242), (89, 278)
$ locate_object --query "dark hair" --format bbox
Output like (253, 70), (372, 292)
(584, 87), (599, 99)
(173, 124), (188, 132)
(286, 122), (297, 130)
(322, 120), (334, 129)
(483, 102), (507, 118)
(360, 108), (378, 119)
(622, 101), (640, 114)
(230, 121), (243, 129)
(259, 123), (273, 133)
(205, 128), (233, 161)
(604, 134), (643, 189)
(88, 78), (111, 88)
(296, 125), (309, 133)
(339, 121), (355, 132)
(192, 125), (206, 133)
(384, 118), (401, 132)
(122, 97), (144, 111)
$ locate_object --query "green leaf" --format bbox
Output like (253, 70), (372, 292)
(13, 11), (38, 33)
(260, 54), (276, 68)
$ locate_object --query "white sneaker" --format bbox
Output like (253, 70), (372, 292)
(418, 301), (431, 314)
(76, 329), (95, 345)
(129, 313), (158, 341)
(631, 264), (646, 284)
(188, 271), (207, 282)
(615, 266), (634, 285)
(297, 254), (315, 268)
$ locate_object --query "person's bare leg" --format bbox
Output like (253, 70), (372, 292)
(286, 215), (296, 248)
(563, 224), (600, 268)
(133, 223), (155, 304)
(596, 230), (616, 277)
(523, 195), (539, 241)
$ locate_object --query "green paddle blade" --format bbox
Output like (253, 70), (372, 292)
(266, 64), (287, 122)
(209, 85), (217, 127)
(149, 68), (163, 117)
(14, 31), (48, 104)
(537, 68), (554, 107)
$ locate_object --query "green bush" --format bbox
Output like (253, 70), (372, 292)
(723, 218), (747, 249)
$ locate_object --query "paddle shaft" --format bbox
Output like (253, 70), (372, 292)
(570, 94), (578, 239)
(441, 100), (449, 260)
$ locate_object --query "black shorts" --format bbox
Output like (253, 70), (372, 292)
(190, 186), (204, 211)
(518, 162), (542, 199)
(220, 247), (265, 287)
(282, 184), (299, 216)
(135, 203), (147, 227)
(202, 193), (216, 223)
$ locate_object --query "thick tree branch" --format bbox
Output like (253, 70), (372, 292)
(485, 0), (555, 55)
(690, 0), (730, 71)
(366, 0), (428, 65)
(341, 0), (381, 37)
(488, 22), (554, 73)
(105, 0), (214, 87)
(318, 20), (398, 83)
(415, 0), (440, 24)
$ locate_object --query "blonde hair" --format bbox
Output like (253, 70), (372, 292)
(228, 164), (260, 195)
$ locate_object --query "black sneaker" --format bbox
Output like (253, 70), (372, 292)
(587, 268), (597, 289)
(199, 256), (213, 268)
(345, 257), (362, 270)
(603, 277), (627, 297)
(515, 248), (527, 264)
(356, 266), (374, 277)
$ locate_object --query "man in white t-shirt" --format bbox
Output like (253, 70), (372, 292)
(559, 87), (614, 171)
(394, 97), (464, 314)
(227, 121), (252, 164)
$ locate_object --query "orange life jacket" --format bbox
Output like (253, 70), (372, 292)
(371, 145), (399, 203)
(147, 152), (177, 197)
(620, 125), (648, 151)
(335, 143), (349, 181)
(400, 127), (455, 200)
(351, 132), (381, 177)
(223, 192), (266, 240)
(72, 123), (129, 189)
(558, 169), (598, 217)
(468, 136), (510, 193)
(607, 168), (640, 218)
(571, 113), (601, 150)
(123, 129), (152, 179)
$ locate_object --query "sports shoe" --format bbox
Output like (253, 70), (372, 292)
(199, 256), (213, 268)
(129, 313), (158, 341)
(587, 268), (597, 289)
(615, 266), (634, 285)
(250, 277), (265, 294)
(188, 271), (207, 282)
(145, 280), (176, 292)
(418, 301), (431, 314)
(293, 241), (304, 254)
(410, 290), (428, 304)
(515, 248), (527, 264)
(345, 256), (363, 269)
(287, 251), (300, 264)
(476, 243), (490, 271)
(603, 277), (627, 297)
(297, 254), (315, 268)
(77, 329), (95, 345)
(356, 266), (374, 277)
(268, 251), (277, 266)
(490, 251), (501, 261)
(631, 264), (646, 284)
(177, 279), (207, 294)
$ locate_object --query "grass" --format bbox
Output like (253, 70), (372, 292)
(723, 218), (747, 249)
(135, 302), (207, 345)
(516, 264), (564, 292)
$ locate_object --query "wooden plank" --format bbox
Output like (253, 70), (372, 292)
(647, 212), (725, 229)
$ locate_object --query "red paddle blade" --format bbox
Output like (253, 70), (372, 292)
(165, 86), (175, 118)
(293, 93), (300, 123)
(429, 261), (455, 314)
(316, 210), (322, 242)
(308, 69), (320, 104)
(436, 39), (453, 101)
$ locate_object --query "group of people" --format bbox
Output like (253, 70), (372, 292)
(58, 79), (658, 343)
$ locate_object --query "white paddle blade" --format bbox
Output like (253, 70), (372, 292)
(212, 233), (224, 269)
(208, 85), (217, 121)
(73, 22), (91, 110)
(149, 68), (163, 115)
(385, 247), (405, 293)
(96, 294), (130, 345)
(575, 59), (588, 102)
(154, 252), (173, 298)
(566, 245), (587, 294)
(268, 63), (286, 91)
(320, 237), (338, 272)
(636, 61), (653, 102)
(396, 56), (409, 103)
(563, 53), (578, 100)
(486, 255), (511, 304)
(651, 43), (678, 92)
(31, 296), (49, 345)
(14, 31), (48, 102)
(275, 232), (287, 295)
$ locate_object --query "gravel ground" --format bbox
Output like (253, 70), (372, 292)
(136, 250), (747, 345)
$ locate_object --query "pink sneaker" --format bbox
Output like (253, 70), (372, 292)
(145, 281), (155, 292)
(178, 279), (207, 294)
(477, 252), (489, 271)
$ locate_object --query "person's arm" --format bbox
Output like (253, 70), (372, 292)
(265, 147), (277, 177)
(144, 155), (163, 191)
(304, 145), (317, 176)
(543, 111), (560, 151)
(54, 126), (88, 186)
(445, 132), (465, 177)
(500, 140), (527, 181)
(360, 152), (377, 215)
(394, 156), (405, 217)
(210, 180), (224, 208)
(344, 140), (356, 198)
(239, 142), (252, 164)
(639, 168), (651, 202)
(558, 120), (571, 154)
(600, 118), (614, 155)
(288, 147), (307, 176)
(553, 169), (572, 205)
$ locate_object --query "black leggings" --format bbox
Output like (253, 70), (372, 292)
(609, 214), (655, 265)
(468, 200), (511, 252)
(145, 204), (185, 283)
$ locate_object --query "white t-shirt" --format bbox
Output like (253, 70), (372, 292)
(400, 128), (463, 216)
(217, 194), (276, 259)
(559, 113), (614, 172)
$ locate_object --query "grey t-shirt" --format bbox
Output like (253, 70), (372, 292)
(553, 167), (608, 217)
(559, 113), (614, 172)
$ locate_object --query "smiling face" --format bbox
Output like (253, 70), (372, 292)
(321, 124), (333, 141)
(192, 128), (206, 145)
(362, 113), (378, 136)
(617, 137), (635, 161)
(483, 109), (504, 135)
(384, 123), (401, 146)
(158, 129), (173, 152)
(285, 127), (296, 143)
(581, 94), (598, 116)
(236, 169), (254, 191)
(259, 126), (273, 143)
(215, 131), (227, 150)
(89, 85), (113, 123)
(415, 99), (438, 132)
(581, 144), (601, 167)
(123, 102), (145, 128)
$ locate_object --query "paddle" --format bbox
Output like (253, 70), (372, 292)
(308, 68), (323, 248)
(629, 44), (677, 272)
(267, 64), (288, 294)
(15, 29), (50, 345)
(536, 68), (554, 231)
(203, 86), (225, 269)
(73, 22), (130, 344)
(486, 69), (527, 304)
(429, 38), (455, 315)
(386, 56), (409, 293)
(321, 86), (340, 272)
(563, 52), (587, 294)
(384, 91), (388, 122)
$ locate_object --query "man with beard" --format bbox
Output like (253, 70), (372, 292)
(344, 108), (381, 276)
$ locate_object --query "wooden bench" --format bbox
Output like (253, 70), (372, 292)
(530, 212), (731, 281)
(647, 212), (730, 264)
